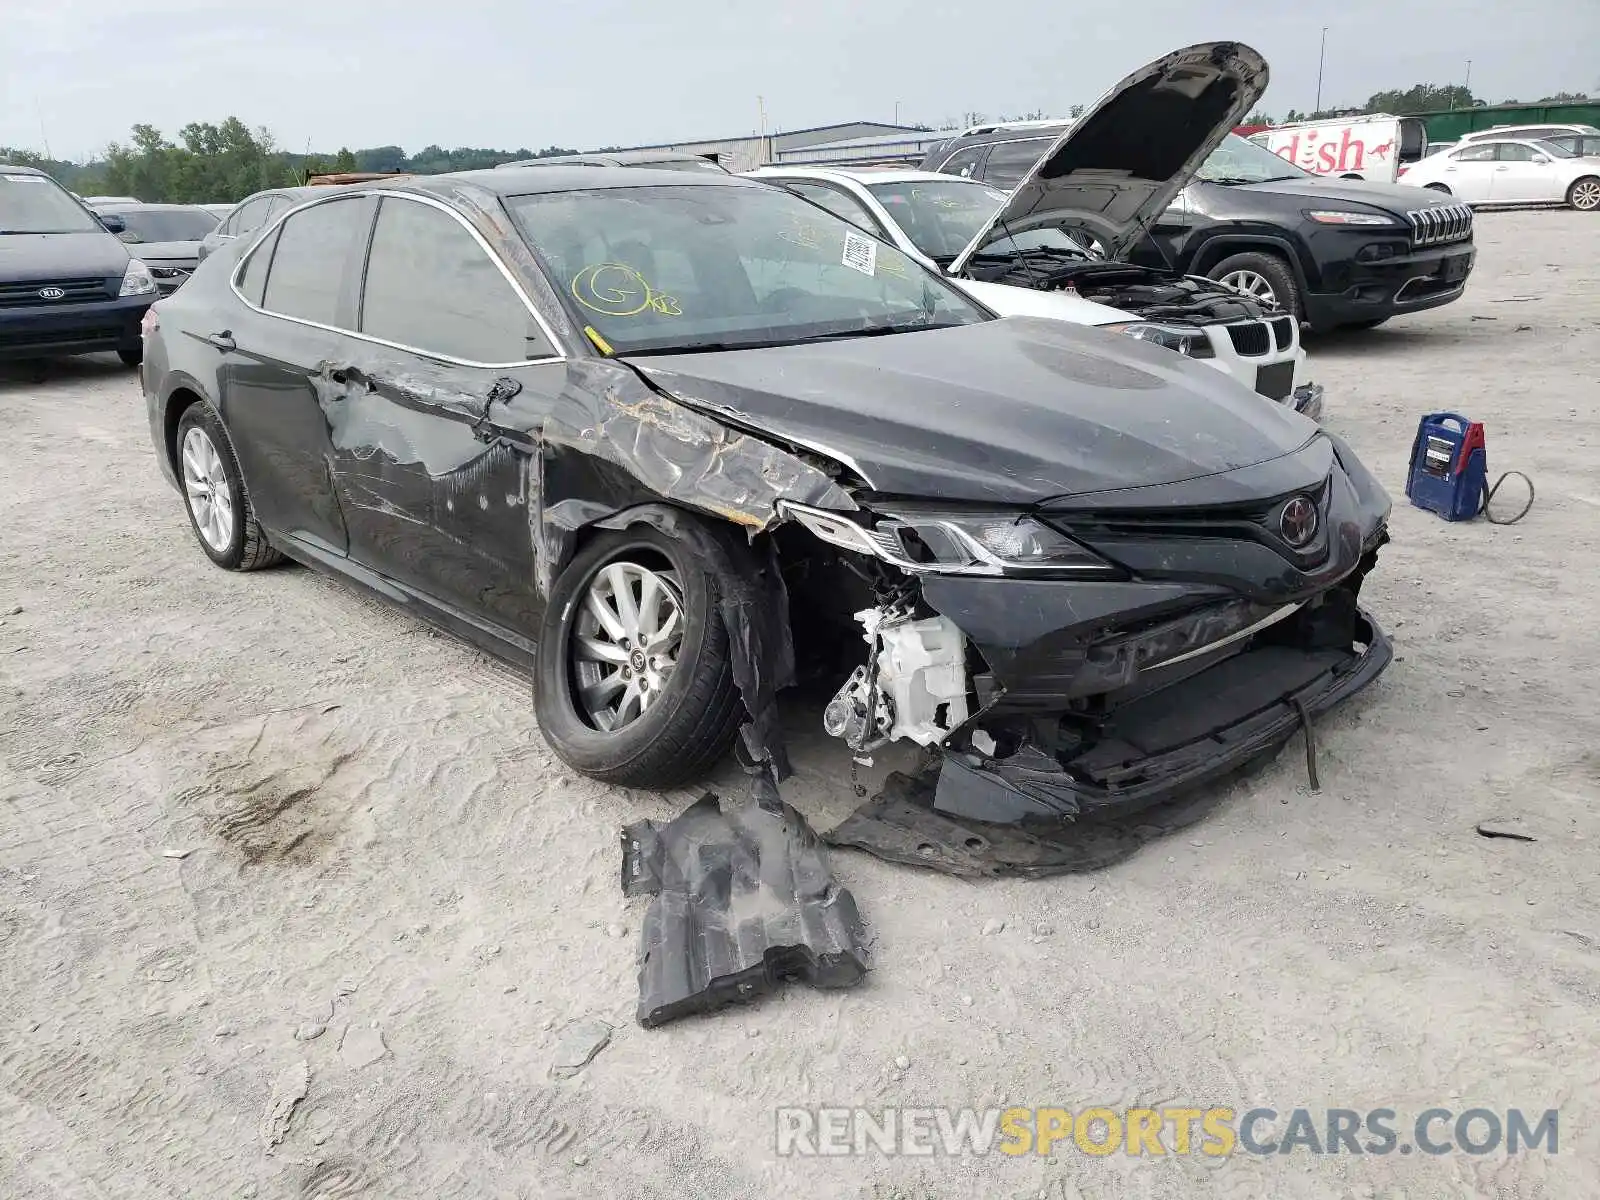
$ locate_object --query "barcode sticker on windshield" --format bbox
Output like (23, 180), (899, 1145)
(841, 230), (877, 276)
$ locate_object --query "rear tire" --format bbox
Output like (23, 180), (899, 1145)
(534, 523), (742, 787)
(174, 402), (284, 571)
(1207, 251), (1302, 322)
(1568, 176), (1600, 211)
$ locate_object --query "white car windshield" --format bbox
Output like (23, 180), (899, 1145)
(0, 172), (102, 234)
(1198, 134), (1316, 185)
(865, 178), (1010, 261)
(1530, 139), (1577, 158)
(509, 183), (988, 355)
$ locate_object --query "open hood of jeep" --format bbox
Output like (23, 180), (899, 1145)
(949, 42), (1268, 273)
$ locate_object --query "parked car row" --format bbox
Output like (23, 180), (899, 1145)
(134, 42), (1396, 828)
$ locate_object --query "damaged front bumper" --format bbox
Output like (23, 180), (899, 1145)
(796, 433), (1393, 828)
(928, 607), (1390, 824)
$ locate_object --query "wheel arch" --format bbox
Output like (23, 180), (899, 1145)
(159, 375), (215, 479)
(1188, 234), (1314, 294)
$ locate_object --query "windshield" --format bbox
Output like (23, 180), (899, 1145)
(0, 172), (102, 234)
(508, 183), (988, 354)
(1198, 134), (1316, 185)
(1530, 139), (1577, 159)
(113, 207), (220, 243)
(865, 178), (1010, 260)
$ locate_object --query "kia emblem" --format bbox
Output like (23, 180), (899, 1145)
(1279, 496), (1319, 548)
(38, 286), (66, 301)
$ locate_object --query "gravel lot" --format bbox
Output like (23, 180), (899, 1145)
(2, 209), (1597, 1200)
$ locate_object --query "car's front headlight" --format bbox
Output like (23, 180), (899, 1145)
(119, 258), (157, 297)
(1304, 209), (1398, 226)
(779, 502), (1118, 577)
(1102, 321), (1214, 359)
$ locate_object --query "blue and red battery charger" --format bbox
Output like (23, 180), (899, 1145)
(1405, 412), (1488, 521)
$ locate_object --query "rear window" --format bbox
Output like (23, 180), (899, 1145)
(979, 138), (1054, 187)
(0, 172), (101, 234)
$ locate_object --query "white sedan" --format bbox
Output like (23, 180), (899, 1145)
(1400, 138), (1600, 210)
(748, 166), (1312, 407)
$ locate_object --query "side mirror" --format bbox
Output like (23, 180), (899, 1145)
(1531, 155), (1549, 164)
(117, 230), (141, 244)
(99, 213), (126, 233)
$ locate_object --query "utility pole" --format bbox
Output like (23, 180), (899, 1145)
(1464, 59), (1472, 95)
(1314, 27), (1328, 112)
(894, 100), (900, 125)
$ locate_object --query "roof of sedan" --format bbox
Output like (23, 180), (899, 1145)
(394, 165), (764, 198)
(96, 202), (216, 213)
(754, 166), (986, 186)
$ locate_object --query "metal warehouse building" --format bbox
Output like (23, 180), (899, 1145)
(597, 121), (934, 174)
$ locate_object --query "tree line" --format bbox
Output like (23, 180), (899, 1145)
(0, 116), (597, 203)
(1248, 83), (1593, 127)
(3, 84), (1595, 203)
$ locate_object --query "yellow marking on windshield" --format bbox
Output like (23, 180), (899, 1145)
(583, 325), (614, 355)
(572, 263), (682, 318)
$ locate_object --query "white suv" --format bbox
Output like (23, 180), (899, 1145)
(751, 165), (1316, 414)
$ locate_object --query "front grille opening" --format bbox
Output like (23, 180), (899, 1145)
(1226, 322), (1271, 357)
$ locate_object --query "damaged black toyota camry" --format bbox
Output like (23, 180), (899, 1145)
(144, 87), (1390, 833)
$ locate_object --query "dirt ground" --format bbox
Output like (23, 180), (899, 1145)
(2, 209), (1597, 1200)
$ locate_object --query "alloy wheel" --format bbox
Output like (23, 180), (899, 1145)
(1218, 269), (1278, 305)
(1573, 179), (1600, 211)
(181, 426), (235, 553)
(570, 561), (684, 732)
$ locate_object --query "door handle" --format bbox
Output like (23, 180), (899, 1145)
(204, 331), (235, 352)
(1495, 166), (1509, 171)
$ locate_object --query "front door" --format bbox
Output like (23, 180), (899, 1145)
(219, 194), (376, 556)
(327, 193), (563, 640)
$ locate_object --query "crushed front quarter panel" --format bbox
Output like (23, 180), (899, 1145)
(623, 793), (869, 1028)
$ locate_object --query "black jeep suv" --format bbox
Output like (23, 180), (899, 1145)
(922, 122), (1476, 332)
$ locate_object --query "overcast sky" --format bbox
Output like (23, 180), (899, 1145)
(5, 0), (1597, 161)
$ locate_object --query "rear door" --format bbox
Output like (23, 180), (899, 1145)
(219, 193), (374, 556)
(1439, 143), (1498, 202)
(334, 192), (563, 636)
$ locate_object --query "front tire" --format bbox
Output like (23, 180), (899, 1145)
(1568, 176), (1600, 211)
(117, 345), (143, 368)
(174, 402), (283, 571)
(1424, 183), (1452, 195)
(1207, 251), (1302, 322)
(534, 523), (742, 787)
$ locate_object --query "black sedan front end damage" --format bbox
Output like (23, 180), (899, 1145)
(776, 427), (1392, 830)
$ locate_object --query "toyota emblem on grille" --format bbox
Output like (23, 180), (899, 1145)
(1279, 496), (1319, 548)
(38, 286), (66, 300)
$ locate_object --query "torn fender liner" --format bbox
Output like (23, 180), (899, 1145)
(596, 503), (797, 787)
(825, 769), (1227, 879)
(623, 794), (868, 1028)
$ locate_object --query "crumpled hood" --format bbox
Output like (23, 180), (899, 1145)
(627, 317), (1315, 506)
(951, 42), (1269, 271)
